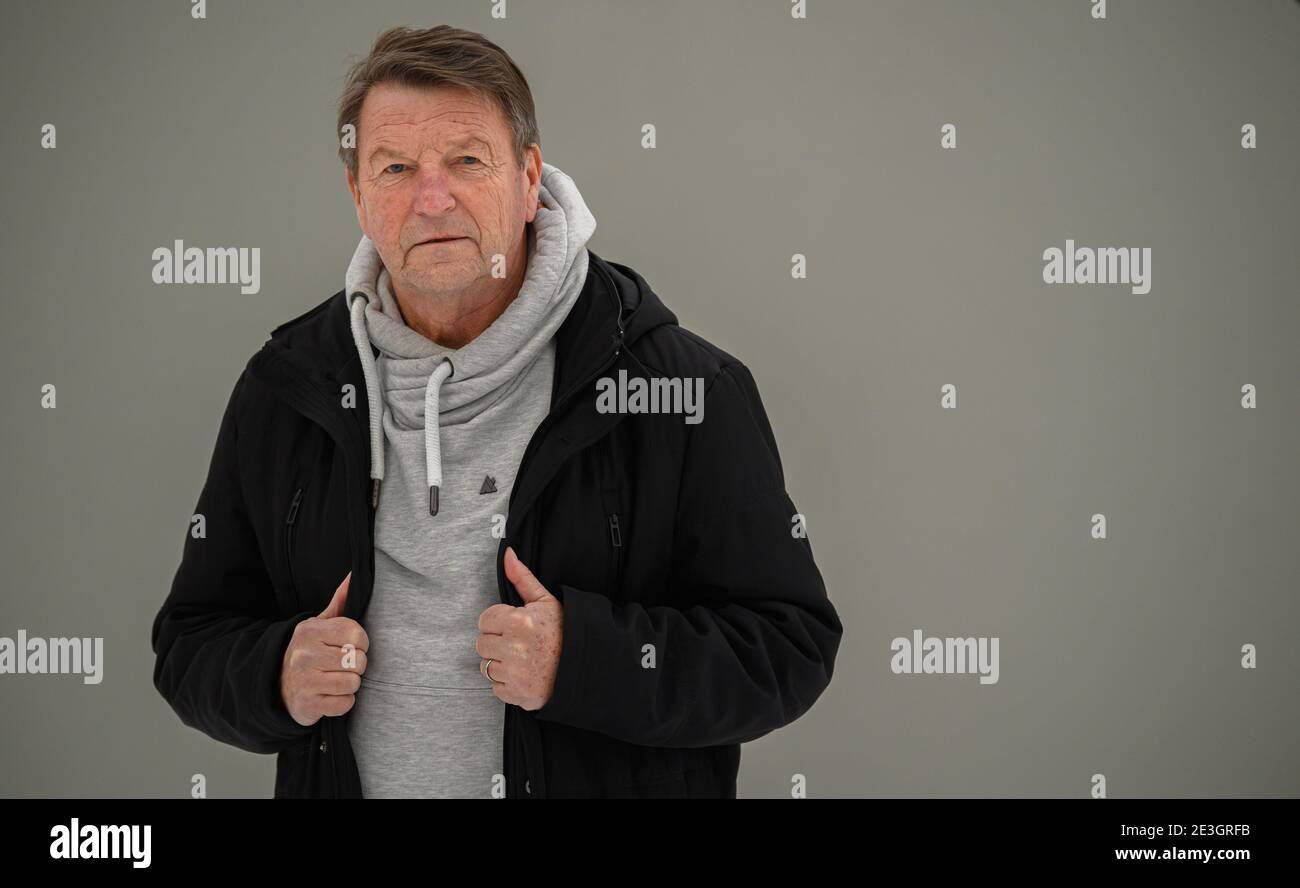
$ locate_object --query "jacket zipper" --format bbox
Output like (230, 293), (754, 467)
(252, 348), (372, 797)
(497, 344), (624, 802)
(499, 260), (626, 799)
(608, 512), (623, 589)
(285, 486), (304, 596)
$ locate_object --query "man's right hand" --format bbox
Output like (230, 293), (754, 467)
(280, 571), (369, 727)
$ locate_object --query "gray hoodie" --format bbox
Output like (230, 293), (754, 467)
(342, 162), (596, 798)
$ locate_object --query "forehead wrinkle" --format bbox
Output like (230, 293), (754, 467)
(369, 102), (494, 133)
(366, 115), (498, 160)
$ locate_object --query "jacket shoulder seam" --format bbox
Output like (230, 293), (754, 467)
(633, 324), (742, 388)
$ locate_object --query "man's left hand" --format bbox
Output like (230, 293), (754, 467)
(475, 546), (563, 710)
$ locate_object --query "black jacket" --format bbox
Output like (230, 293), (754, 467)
(151, 249), (842, 798)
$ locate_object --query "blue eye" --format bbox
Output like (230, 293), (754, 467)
(385, 163), (406, 174)
(461, 156), (480, 166)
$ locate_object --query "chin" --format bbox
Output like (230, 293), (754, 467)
(415, 266), (475, 292)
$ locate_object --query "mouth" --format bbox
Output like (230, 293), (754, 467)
(416, 237), (467, 246)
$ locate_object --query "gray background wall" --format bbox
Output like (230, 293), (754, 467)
(1, 0), (1296, 798)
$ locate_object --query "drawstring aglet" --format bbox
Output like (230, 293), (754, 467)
(429, 485), (440, 516)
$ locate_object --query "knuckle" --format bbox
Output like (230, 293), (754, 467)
(341, 621), (368, 650)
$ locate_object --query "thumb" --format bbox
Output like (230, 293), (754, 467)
(505, 547), (553, 604)
(318, 571), (352, 619)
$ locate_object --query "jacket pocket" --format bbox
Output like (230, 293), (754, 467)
(284, 484), (306, 598)
(596, 442), (626, 597)
(604, 508), (623, 594)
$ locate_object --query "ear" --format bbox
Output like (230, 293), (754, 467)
(522, 144), (543, 223)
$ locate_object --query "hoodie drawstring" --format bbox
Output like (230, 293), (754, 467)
(423, 358), (453, 515)
(349, 293), (385, 508)
(351, 291), (455, 516)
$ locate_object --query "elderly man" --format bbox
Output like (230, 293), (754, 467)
(152, 24), (841, 798)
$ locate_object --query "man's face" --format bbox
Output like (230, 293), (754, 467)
(347, 81), (540, 301)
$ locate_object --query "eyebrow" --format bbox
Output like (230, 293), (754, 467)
(369, 146), (408, 163)
(368, 137), (491, 163)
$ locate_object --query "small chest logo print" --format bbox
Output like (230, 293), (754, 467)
(480, 475), (497, 495)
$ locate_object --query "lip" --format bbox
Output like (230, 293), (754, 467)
(416, 237), (467, 246)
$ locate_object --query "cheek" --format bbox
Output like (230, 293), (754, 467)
(366, 193), (405, 235)
(478, 191), (512, 235)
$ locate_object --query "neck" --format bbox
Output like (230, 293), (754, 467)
(391, 225), (533, 349)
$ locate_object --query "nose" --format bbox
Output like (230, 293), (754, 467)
(411, 164), (457, 217)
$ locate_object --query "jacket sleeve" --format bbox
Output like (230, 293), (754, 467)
(151, 364), (318, 755)
(535, 361), (843, 748)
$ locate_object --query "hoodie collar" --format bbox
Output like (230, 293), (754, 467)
(343, 162), (599, 513)
(254, 246), (674, 411)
